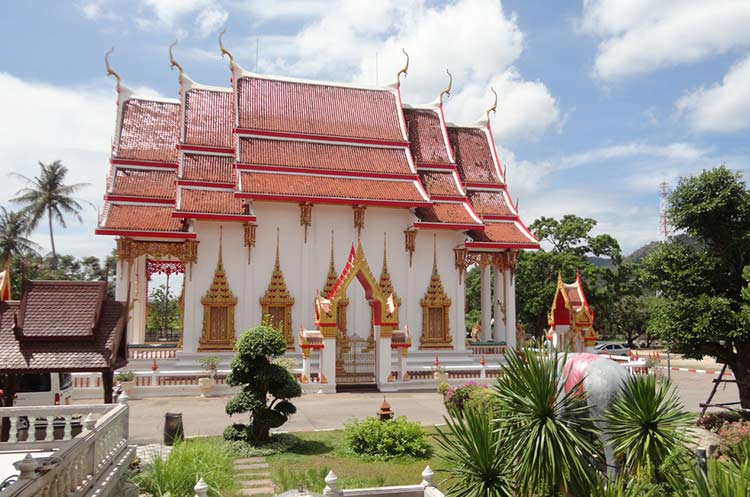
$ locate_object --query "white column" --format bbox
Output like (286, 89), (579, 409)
(504, 266), (517, 350)
(129, 256), (147, 344)
(302, 352), (311, 381)
(455, 270), (466, 351)
(320, 338), (336, 388)
(114, 258), (129, 302)
(480, 262), (491, 342)
(398, 349), (408, 381)
(375, 326), (391, 386)
(492, 267), (506, 343)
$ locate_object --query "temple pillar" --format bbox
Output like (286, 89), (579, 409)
(375, 326), (391, 386)
(114, 257), (129, 302)
(455, 267), (467, 351)
(320, 337), (336, 388)
(128, 256), (147, 344)
(504, 261), (517, 350)
(480, 260), (491, 342)
(102, 371), (114, 404)
(301, 350), (311, 383)
(492, 266), (506, 343)
(397, 349), (408, 382)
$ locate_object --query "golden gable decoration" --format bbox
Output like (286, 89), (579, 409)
(323, 231), (349, 339)
(260, 229), (295, 349)
(199, 227), (237, 351)
(420, 235), (452, 349)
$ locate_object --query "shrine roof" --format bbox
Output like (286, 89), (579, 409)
(467, 189), (516, 218)
(403, 107), (452, 164)
(180, 154), (234, 185)
(0, 283), (127, 373)
(238, 137), (414, 176)
(236, 74), (406, 142)
(467, 220), (539, 249)
(184, 86), (233, 149)
(175, 188), (253, 220)
(97, 203), (189, 237)
(116, 97), (180, 163)
(418, 170), (464, 197)
(447, 126), (503, 185)
(109, 167), (176, 200)
(237, 171), (430, 207)
(414, 202), (483, 229)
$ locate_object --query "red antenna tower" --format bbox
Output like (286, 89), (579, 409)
(659, 181), (670, 239)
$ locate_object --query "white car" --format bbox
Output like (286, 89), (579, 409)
(594, 343), (631, 356)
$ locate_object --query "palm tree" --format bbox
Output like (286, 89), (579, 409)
(494, 348), (600, 496)
(604, 374), (692, 483)
(0, 206), (39, 263)
(10, 160), (90, 268)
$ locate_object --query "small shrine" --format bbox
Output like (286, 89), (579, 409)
(546, 272), (597, 353)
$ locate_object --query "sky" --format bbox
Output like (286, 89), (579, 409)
(1, 0), (749, 260)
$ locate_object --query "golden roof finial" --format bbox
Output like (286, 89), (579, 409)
(382, 232), (388, 271)
(218, 29), (234, 67)
(104, 47), (122, 90)
(218, 225), (224, 266)
(329, 230), (335, 267)
(274, 227), (280, 268)
(486, 86), (498, 121)
(396, 48), (409, 84)
(432, 234), (437, 270)
(439, 69), (452, 104)
(169, 40), (184, 75)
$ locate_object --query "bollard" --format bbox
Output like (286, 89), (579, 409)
(194, 477), (208, 497)
(697, 447), (708, 476)
(421, 466), (435, 488)
(164, 412), (184, 446)
(323, 470), (341, 497)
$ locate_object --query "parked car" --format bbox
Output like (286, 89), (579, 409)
(594, 343), (631, 356)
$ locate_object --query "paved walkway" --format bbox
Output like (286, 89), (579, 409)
(234, 457), (274, 496)
(123, 371), (739, 444)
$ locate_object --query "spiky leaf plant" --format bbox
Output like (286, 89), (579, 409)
(435, 403), (513, 497)
(604, 374), (692, 482)
(494, 348), (599, 496)
(670, 439), (750, 497)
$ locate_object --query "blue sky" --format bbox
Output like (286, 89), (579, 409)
(1, 0), (749, 260)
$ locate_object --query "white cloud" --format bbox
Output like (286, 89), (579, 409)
(676, 53), (750, 133)
(0, 73), (122, 260)
(561, 142), (709, 169)
(580, 0), (750, 81)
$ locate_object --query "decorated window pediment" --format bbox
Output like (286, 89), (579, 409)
(199, 229), (237, 351)
(260, 229), (295, 348)
(420, 236), (452, 349)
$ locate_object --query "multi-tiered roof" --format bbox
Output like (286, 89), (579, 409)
(96, 49), (538, 250)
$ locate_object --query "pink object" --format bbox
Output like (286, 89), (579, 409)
(562, 353), (600, 396)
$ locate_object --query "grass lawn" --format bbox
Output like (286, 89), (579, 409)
(266, 427), (446, 492)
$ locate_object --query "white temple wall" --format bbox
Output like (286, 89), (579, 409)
(179, 203), (468, 353)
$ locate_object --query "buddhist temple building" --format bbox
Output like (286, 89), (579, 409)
(546, 272), (597, 353)
(95, 41), (538, 391)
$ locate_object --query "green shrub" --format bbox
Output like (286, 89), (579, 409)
(698, 411), (749, 432)
(133, 439), (235, 497)
(441, 382), (494, 412)
(223, 433), (300, 457)
(115, 370), (134, 382)
(344, 416), (429, 460)
(718, 420), (750, 460)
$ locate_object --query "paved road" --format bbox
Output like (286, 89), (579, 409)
(122, 370), (739, 444)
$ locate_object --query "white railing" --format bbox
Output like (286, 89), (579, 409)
(0, 401), (134, 497)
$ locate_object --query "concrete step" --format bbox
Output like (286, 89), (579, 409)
(235, 462), (269, 471)
(238, 487), (275, 496)
(238, 479), (274, 487)
(234, 457), (266, 464)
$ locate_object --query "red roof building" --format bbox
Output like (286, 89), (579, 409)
(546, 272), (597, 352)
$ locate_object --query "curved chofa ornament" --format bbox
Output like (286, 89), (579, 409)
(439, 69), (452, 105)
(486, 86), (498, 121)
(168, 40), (184, 75)
(395, 48), (409, 86)
(218, 29), (235, 68)
(104, 47), (122, 92)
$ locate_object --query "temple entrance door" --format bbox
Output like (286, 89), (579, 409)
(336, 283), (376, 386)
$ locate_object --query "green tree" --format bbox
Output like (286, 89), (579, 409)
(225, 321), (302, 442)
(609, 295), (652, 348)
(0, 207), (39, 265)
(10, 160), (90, 268)
(644, 166), (750, 408)
(146, 284), (182, 338)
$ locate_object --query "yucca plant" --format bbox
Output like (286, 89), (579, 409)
(604, 374), (692, 482)
(494, 348), (599, 496)
(590, 475), (660, 497)
(670, 439), (750, 497)
(435, 403), (514, 497)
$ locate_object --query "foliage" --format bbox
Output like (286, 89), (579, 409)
(589, 476), (662, 497)
(343, 416), (430, 460)
(670, 439), (750, 497)
(697, 411), (749, 432)
(146, 284), (182, 337)
(643, 166), (750, 408)
(225, 321), (301, 442)
(115, 370), (134, 382)
(132, 439), (235, 497)
(199, 356), (219, 372)
(440, 381), (495, 413)
(8, 251), (115, 299)
(610, 295), (653, 347)
(718, 420), (750, 460)
(435, 404), (513, 497)
(222, 433), (300, 457)
(604, 374), (692, 482)
(0, 207), (39, 264)
(10, 160), (90, 268)
(494, 348), (599, 495)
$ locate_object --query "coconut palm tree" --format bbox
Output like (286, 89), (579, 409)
(0, 206), (39, 263)
(495, 348), (600, 496)
(10, 160), (90, 268)
(604, 374), (692, 483)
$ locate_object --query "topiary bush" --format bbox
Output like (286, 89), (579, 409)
(224, 321), (302, 443)
(698, 411), (750, 432)
(441, 381), (495, 413)
(718, 420), (750, 459)
(343, 416), (430, 460)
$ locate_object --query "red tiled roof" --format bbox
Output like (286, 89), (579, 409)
(404, 108), (451, 164)
(237, 77), (405, 142)
(467, 190), (514, 217)
(238, 171), (428, 205)
(184, 88), (233, 148)
(448, 127), (501, 184)
(0, 282), (127, 373)
(415, 202), (480, 225)
(110, 167), (176, 199)
(101, 204), (183, 232)
(181, 154), (234, 184)
(239, 137), (413, 176)
(418, 171), (462, 197)
(177, 189), (248, 216)
(468, 221), (538, 246)
(116, 98), (180, 163)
